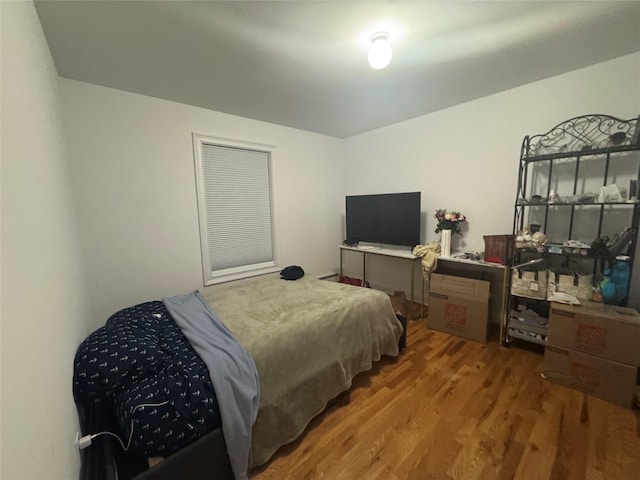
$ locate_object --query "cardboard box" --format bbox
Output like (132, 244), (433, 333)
(548, 301), (640, 366)
(428, 273), (490, 343)
(543, 345), (638, 408)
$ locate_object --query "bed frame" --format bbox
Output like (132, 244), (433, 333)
(76, 398), (234, 480)
(77, 313), (406, 480)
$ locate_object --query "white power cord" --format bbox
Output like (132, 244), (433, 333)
(76, 401), (170, 451)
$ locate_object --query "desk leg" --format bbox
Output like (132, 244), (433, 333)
(421, 274), (425, 320)
(340, 248), (343, 277)
(362, 251), (366, 287)
(498, 265), (508, 346)
(410, 260), (415, 305)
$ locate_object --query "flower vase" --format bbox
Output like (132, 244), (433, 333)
(440, 229), (452, 257)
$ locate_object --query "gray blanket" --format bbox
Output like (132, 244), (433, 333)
(163, 291), (260, 480)
(200, 274), (403, 467)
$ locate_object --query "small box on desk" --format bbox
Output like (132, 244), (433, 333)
(483, 234), (514, 265)
(427, 273), (490, 343)
(548, 301), (640, 366)
(543, 345), (637, 408)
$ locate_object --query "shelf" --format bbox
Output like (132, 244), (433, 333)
(438, 254), (507, 270)
(514, 246), (592, 258)
(509, 307), (549, 325)
(516, 200), (638, 207)
(506, 114), (640, 347)
(508, 317), (548, 336)
(524, 143), (640, 162)
(507, 327), (547, 346)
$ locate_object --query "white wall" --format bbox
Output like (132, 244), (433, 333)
(1, 2), (91, 479)
(60, 52), (640, 321)
(60, 80), (344, 327)
(342, 52), (640, 302)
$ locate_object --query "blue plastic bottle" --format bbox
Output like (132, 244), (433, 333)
(601, 256), (631, 305)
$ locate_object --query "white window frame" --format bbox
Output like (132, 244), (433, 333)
(193, 133), (279, 285)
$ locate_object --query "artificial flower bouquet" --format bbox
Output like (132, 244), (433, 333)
(434, 209), (467, 235)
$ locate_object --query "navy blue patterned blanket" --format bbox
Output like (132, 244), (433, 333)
(73, 301), (222, 458)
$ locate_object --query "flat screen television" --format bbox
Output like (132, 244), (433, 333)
(346, 192), (421, 247)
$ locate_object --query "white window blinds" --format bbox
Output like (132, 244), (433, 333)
(194, 135), (277, 284)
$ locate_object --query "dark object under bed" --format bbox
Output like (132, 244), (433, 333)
(76, 398), (233, 480)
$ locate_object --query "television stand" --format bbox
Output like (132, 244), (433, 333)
(339, 245), (425, 319)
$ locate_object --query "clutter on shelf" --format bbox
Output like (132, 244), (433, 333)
(516, 182), (637, 206)
(515, 228), (547, 252)
(546, 240), (591, 256)
(590, 227), (636, 267)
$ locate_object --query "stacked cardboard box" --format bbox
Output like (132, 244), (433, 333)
(428, 273), (490, 343)
(543, 301), (640, 408)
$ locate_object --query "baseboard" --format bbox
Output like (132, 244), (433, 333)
(317, 272), (339, 281)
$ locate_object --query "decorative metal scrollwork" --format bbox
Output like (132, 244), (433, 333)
(524, 114), (639, 158)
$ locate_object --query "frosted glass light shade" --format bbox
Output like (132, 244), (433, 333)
(368, 32), (392, 70)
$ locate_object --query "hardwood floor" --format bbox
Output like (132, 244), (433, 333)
(250, 312), (640, 479)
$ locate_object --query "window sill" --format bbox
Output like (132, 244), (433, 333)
(204, 265), (281, 286)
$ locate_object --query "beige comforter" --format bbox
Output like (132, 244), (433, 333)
(200, 273), (403, 467)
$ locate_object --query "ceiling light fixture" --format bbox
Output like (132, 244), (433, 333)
(368, 31), (392, 70)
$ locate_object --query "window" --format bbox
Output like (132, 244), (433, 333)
(193, 134), (278, 285)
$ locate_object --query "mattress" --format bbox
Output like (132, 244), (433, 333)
(201, 273), (403, 467)
(73, 273), (403, 472)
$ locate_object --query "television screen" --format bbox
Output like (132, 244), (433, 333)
(346, 192), (421, 247)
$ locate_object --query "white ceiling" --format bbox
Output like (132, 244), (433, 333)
(35, 1), (640, 138)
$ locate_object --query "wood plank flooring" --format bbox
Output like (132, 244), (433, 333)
(250, 311), (640, 480)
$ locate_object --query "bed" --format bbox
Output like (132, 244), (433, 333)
(75, 273), (405, 480)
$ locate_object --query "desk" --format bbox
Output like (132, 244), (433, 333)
(434, 255), (509, 344)
(339, 245), (425, 318)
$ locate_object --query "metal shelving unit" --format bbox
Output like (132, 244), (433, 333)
(505, 114), (640, 346)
